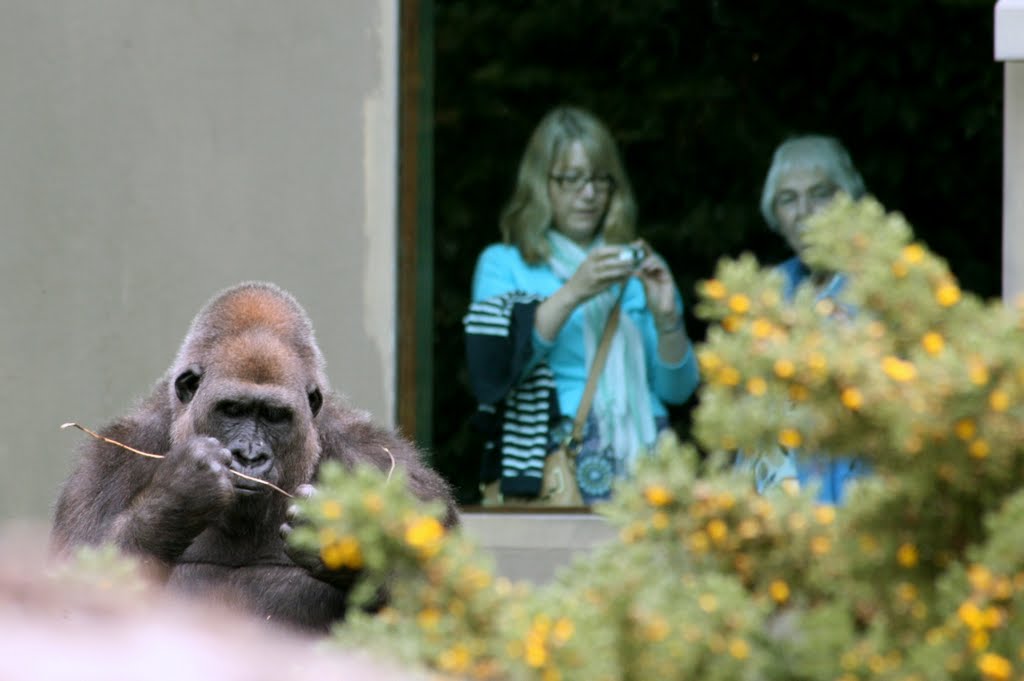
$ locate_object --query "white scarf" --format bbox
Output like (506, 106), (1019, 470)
(547, 230), (658, 472)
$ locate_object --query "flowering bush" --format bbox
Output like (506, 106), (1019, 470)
(293, 196), (1024, 680)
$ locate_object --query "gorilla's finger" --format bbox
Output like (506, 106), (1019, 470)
(285, 503), (303, 523)
(294, 484), (317, 499)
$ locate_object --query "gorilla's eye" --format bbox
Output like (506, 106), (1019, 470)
(217, 401), (249, 418)
(262, 406), (292, 424)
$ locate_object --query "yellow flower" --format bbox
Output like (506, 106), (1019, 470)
(722, 315), (742, 332)
(969, 359), (990, 386)
(698, 350), (722, 372)
(717, 366), (741, 386)
(552, 617), (575, 645)
(738, 518), (760, 539)
(728, 638), (751, 660)
(524, 641), (547, 668)
(707, 518), (728, 544)
(643, 484), (673, 507)
(760, 290), (781, 307)
(774, 358), (796, 379)
(405, 516), (445, 557)
(769, 579), (790, 604)
(955, 419), (977, 440)
(651, 511), (670, 530)
(983, 606), (1004, 629)
(320, 500), (343, 519)
(715, 492), (736, 510)
(892, 261), (909, 278)
(778, 428), (803, 448)
(897, 582), (918, 602)
(897, 542), (919, 568)
(462, 566), (492, 592)
(542, 667), (562, 681)
(993, 576), (1013, 600)
(417, 607), (441, 630)
(620, 522), (645, 544)
(728, 293), (751, 314)
(362, 493), (383, 514)
(977, 653), (1012, 681)
(968, 564), (993, 591)
(689, 531), (710, 554)
(644, 616), (670, 642)
(703, 279), (727, 299)
(936, 281), (962, 307)
(970, 629), (991, 652)
(989, 390), (1010, 412)
(882, 356), (918, 382)
(698, 593), (718, 613)
(788, 384), (810, 402)
(438, 644), (472, 674)
(814, 505), (836, 525)
(859, 533), (880, 555)
(903, 434), (923, 455)
(815, 299), (835, 317)
(922, 331), (945, 355)
(811, 535), (832, 556)
(808, 352), (827, 373)
(969, 439), (991, 459)
(320, 536), (363, 570)
(840, 387), (863, 411)
(902, 243), (926, 264)
(747, 376), (768, 396)
(751, 318), (774, 338)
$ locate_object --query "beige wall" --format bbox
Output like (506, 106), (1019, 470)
(0, 1), (398, 522)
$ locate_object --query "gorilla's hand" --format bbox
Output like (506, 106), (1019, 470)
(110, 436), (234, 561)
(280, 485), (361, 591)
(152, 436), (235, 521)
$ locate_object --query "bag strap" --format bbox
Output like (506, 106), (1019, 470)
(568, 286), (626, 449)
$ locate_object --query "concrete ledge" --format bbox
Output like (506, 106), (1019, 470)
(460, 511), (617, 584)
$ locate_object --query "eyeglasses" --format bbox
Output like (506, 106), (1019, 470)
(549, 172), (616, 194)
(773, 183), (838, 211)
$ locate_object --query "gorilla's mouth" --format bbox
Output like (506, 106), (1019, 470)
(231, 474), (271, 496)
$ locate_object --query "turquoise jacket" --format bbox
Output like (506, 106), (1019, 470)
(470, 243), (700, 422)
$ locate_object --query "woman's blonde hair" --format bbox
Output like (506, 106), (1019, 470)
(499, 107), (637, 264)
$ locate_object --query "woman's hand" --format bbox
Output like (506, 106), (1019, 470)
(564, 245), (636, 304)
(632, 240), (691, 363)
(633, 240), (681, 329)
(535, 245), (635, 343)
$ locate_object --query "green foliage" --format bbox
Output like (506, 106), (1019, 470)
(49, 543), (150, 596)
(294, 198), (1024, 680)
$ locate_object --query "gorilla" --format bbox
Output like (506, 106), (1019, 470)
(51, 282), (458, 632)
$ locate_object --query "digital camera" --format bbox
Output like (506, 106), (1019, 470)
(618, 245), (646, 268)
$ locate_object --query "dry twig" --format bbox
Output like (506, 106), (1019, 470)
(60, 422), (293, 498)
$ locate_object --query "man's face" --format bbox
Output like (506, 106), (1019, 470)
(772, 166), (838, 255)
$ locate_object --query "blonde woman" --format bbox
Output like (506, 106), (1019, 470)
(464, 107), (699, 504)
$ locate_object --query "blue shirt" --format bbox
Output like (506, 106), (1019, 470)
(470, 243), (699, 421)
(768, 256), (868, 505)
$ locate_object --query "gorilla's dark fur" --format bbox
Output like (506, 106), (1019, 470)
(52, 282), (458, 632)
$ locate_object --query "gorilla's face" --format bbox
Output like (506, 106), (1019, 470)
(173, 365), (323, 499)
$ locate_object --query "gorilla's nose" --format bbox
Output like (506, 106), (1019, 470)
(230, 440), (273, 475)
